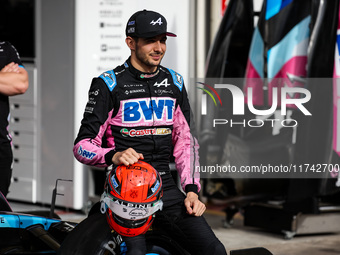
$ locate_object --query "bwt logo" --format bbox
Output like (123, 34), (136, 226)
(77, 146), (96, 160)
(123, 98), (175, 123)
(197, 83), (311, 116)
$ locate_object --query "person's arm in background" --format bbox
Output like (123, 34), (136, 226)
(0, 62), (29, 96)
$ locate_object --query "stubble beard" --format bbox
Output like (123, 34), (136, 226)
(135, 47), (163, 71)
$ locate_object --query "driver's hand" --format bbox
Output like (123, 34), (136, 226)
(184, 192), (206, 217)
(1, 62), (20, 73)
(112, 148), (144, 166)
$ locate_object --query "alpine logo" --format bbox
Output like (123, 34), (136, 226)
(112, 198), (153, 208)
(154, 78), (170, 87)
(150, 17), (162, 26)
(77, 146), (96, 160)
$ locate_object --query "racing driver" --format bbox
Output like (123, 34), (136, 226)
(73, 9), (226, 255)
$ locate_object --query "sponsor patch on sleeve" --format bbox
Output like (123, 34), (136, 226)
(77, 146), (97, 160)
(99, 70), (117, 91)
(167, 68), (183, 91)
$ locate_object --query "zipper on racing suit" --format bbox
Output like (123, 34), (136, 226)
(146, 80), (157, 161)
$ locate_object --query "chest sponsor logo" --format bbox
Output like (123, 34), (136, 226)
(122, 98), (175, 123)
(154, 78), (170, 87)
(154, 89), (174, 95)
(123, 84), (143, 88)
(121, 128), (172, 137)
(125, 89), (146, 95)
(77, 146), (96, 160)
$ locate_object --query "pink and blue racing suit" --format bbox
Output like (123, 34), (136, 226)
(73, 57), (200, 194)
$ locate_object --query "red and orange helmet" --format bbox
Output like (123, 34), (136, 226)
(100, 161), (163, 237)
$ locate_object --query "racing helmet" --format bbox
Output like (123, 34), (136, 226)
(100, 160), (163, 237)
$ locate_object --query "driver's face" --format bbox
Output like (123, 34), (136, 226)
(134, 34), (167, 72)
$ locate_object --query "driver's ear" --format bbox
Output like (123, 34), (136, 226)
(125, 36), (136, 51)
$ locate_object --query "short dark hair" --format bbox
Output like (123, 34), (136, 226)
(131, 37), (139, 43)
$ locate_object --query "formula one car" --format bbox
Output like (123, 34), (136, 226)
(0, 187), (272, 255)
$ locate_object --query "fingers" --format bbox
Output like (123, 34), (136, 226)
(1, 62), (20, 73)
(195, 201), (206, 216)
(184, 199), (193, 214)
(190, 200), (206, 217)
(184, 194), (206, 217)
(112, 148), (144, 166)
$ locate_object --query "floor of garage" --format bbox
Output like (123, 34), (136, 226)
(8, 200), (340, 255)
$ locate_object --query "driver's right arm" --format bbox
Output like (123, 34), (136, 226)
(73, 78), (117, 168)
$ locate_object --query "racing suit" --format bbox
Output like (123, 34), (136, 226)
(0, 41), (24, 197)
(74, 57), (200, 194)
(73, 58), (226, 254)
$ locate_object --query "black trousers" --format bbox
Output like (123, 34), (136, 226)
(0, 143), (13, 197)
(122, 172), (227, 255)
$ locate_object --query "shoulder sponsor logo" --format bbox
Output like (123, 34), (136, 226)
(120, 128), (171, 137)
(85, 106), (94, 114)
(175, 73), (182, 84)
(77, 146), (96, 160)
(89, 89), (99, 96)
(87, 89), (99, 105)
(122, 97), (175, 123)
(103, 72), (114, 80)
(87, 99), (96, 105)
(154, 78), (170, 87)
(101, 71), (117, 91)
